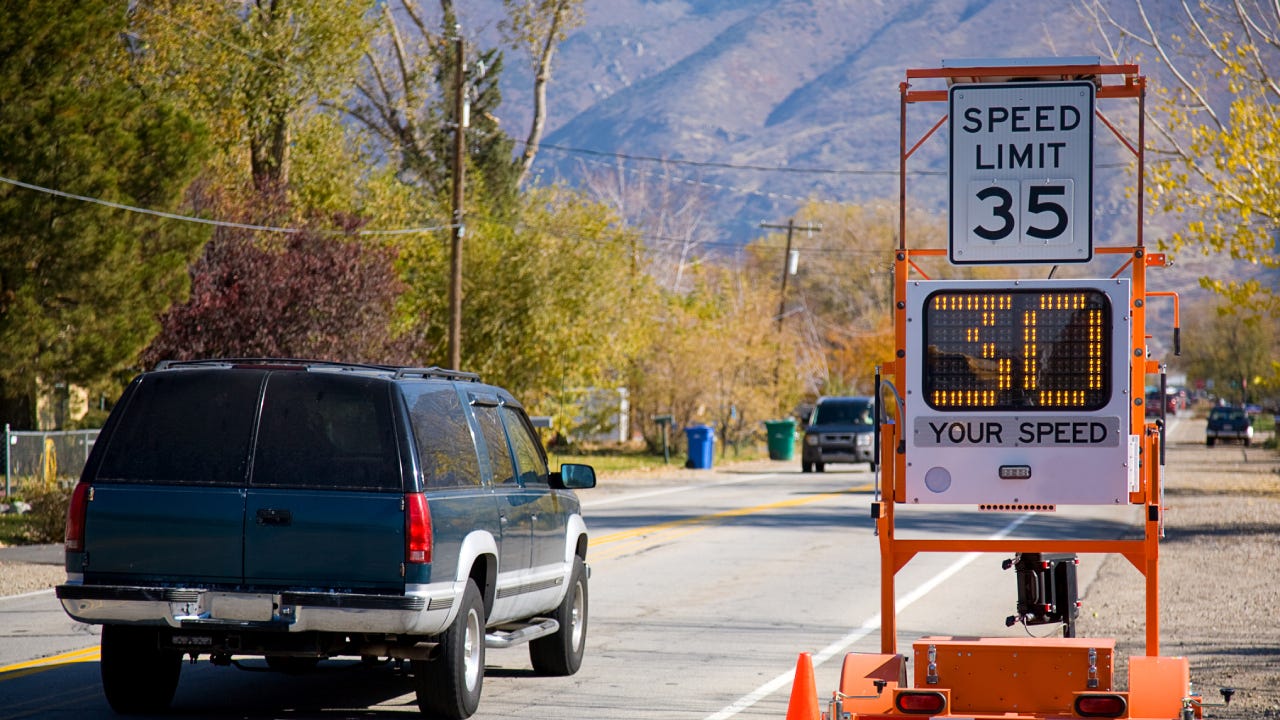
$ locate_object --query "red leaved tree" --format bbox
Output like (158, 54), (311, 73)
(142, 190), (414, 368)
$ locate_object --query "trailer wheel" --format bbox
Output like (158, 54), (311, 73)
(100, 625), (181, 714)
(815, 462), (825, 473)
(802, 462), (812, 473)
(530, 556), (588, 676)
(414, 579), (484, 719)
(1206, 437), (1215, 447)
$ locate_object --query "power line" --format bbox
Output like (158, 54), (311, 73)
(0, 175), (454, 236)
(527, 140), (909, 177)
(565, 153), (838, 204)
(527, 138), (1138, 178)
(0, 173), (905, 261)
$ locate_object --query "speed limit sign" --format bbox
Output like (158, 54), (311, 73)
(949, 81), (1094, 264)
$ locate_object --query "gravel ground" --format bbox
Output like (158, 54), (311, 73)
(1075, 415), (1280, 719)
(0, 555), (65, 597)
(2, 416), (1275, 717)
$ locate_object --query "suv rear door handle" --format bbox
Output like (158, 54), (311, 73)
(256, 508), (293, 526)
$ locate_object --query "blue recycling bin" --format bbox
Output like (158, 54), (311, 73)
(684, 425), (715, 469)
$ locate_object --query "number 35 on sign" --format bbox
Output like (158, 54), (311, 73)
(948, 81), (1095, 264)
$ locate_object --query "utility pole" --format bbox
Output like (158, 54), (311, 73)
(760, 218), (821, 331)
(447, 33), (466, 370)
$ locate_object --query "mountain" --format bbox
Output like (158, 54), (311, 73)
(496, 0), (1116, 234)
(476, 0), (1274, 350)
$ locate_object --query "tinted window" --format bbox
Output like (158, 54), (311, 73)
(474, 404), (516, 485)
(403, 384), (481, 489)
(503, 407), (548, 486)
(253, 372), (401, 491)
(1210, 408), (1247, 423)
(96, 370), (261, 485)
(813, 400), (873, 425)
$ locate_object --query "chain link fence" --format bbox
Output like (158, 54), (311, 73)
(4, 425), (99, 498)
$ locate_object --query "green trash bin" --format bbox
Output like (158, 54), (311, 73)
(764, 418), (796, 461)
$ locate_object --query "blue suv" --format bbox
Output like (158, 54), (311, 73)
(59, 359), (595, 719)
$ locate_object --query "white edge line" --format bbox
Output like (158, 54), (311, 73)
(581, 473), (778, 509)
(0, 587), (56, 602)
(702, 512), (1033, 720)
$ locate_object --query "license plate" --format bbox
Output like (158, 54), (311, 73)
(209, 593), (274, 622)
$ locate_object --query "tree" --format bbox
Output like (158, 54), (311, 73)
(351, 2), (523, 211)
(128, 1), (431, 373)
(625, 261), (808, 457)
(581, 160), (716, 294)
(442, 187), (654, 429)
(742, 201), (908, 397)
(1086, 0), (1280, 317)
(500, 0), (585, 186)
(1179, 299), (1278, 406)
(129, 0), (375, 196)
(141, 191), (408, 367)
(0, 0), (210, 429)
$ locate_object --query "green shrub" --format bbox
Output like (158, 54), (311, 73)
(0, 513), (27, 546)
(21, 481), (73, 544)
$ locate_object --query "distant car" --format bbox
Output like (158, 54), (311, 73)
(801, 396), (876, 473)
(1206, 406), (1253, 447)
(1145, 390), (1177, 416)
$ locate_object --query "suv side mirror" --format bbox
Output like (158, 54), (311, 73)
(551, 463), (596, 490)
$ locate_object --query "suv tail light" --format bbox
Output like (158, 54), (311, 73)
(405, 493), (432, 564)
(65, 482), (90, 552)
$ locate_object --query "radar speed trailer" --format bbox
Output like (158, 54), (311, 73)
(782, 59), (1231, 720)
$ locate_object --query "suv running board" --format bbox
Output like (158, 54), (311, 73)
(485, 618), (559, 649)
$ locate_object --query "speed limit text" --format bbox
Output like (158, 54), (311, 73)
(959, 105), (1082, 170)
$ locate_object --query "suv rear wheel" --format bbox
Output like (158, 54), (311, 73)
(100, 625), (181, 714)
(414, 579), (484, 719)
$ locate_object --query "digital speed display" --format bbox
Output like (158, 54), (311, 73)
(923, 289), (1110, 411)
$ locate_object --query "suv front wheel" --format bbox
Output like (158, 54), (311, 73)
(530, 556), (589, 676)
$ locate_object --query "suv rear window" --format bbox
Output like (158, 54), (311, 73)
(96, 370), (262, 485)
(1210, 407), (1247, 423)
(252, 372), (402, 491)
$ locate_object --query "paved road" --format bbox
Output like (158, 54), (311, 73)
(0, 460), (1141, 719)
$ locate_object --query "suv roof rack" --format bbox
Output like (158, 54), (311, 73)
(154, 358), (400, 373)
(393, 367), (481, 382)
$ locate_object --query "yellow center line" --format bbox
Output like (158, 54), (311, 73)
(587, 485), (869, 560)
(0, 646), (100, 679)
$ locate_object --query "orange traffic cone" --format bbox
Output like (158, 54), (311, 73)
(785, 651), (820, 720)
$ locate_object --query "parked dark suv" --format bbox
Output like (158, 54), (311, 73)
(59, 359), (595, 719)
(801, 396), (876, 472)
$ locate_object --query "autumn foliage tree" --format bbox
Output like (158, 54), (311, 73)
(1087, 0), (1280, 319)
(142, 191), (406, 366)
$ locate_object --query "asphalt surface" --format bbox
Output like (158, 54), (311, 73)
(0, 543), (61, 565)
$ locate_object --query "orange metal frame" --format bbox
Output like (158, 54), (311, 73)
(878, 63), (1163, 656)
